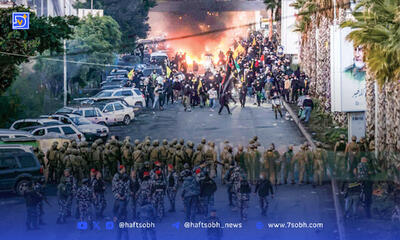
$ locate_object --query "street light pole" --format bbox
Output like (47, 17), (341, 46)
(63, 0), (67, 106)
(91, 0), (93, 14)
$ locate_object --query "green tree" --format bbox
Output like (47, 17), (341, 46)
(75, 0), (156, 53)
(264, 0), (281, 40)
(0, 6), (79, 93)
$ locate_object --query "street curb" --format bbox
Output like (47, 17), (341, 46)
(282, 99), (346, 240)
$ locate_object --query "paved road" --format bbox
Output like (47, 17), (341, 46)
(0, 99), (339, 240)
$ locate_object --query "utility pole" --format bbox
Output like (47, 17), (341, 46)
(63, 0), (67, 106)
(91, 0), (94, 14)
(40, 0), (43, 16)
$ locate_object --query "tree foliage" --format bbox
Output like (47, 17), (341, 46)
(75, 0), (156, 53)
(0, 6), (79, 93)
(341, 0), (400, 86)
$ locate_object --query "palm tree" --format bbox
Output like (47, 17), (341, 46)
(342, 0), (400, 157)
(264, 0), (282, 41)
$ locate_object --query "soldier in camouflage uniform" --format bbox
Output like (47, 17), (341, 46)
(150, 140), (161, 167)
(62, 141), (70, 151)
(33, 147), (45, 169)
(185, 141), (195, 167)
(121, 142), (133, 172)
(133, 139), (141, 151)
(73, 149), (85, 181)
(181, 170), (200, 222)
(159, 139), (169, 170)
(166, 164), (179, 212)
(313, 142), (328, 187)
(292, 144), (309, 184)
(221, 145), (233, 184)
(224, 165), (240, 209)
(142, 139), (152, 162)
(92, 171), (107, 220)
(248, 144), (261, 184)
(345, 136), (360, 177)
(193, 144), (205, 167)
(46, 141), (60, 184)
(76, 178), (93, 226)
(79, 141), (91, 174)
(57, 147), (67, 182)
(198, 138), (207, 151)
(263, 144), (280, 184)
(304, 143), (314, 184)
(334, 134), (347, 178)
(205, 142), (218, 178)
(112, 166), (130, 220)
(109, 139), (121, 177)
(152, 169), (166, 222)
(133, 144), (145, 172)
(179, 138), (186, 152)
(282, 146), (294, 184)
(174, 144), (186, 174)
(234, 145), (246, 172)
(238, 173), (251, 221)
(57, 177), (71, 224)
(91, 143), (104, 174)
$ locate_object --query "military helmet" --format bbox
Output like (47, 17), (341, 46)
(162, 139), (168, 145)
(316, 142), (323, 148)
(209, 141), (215, 147)
(238, 145), (244, 151)
(179, 138), (184, 145)
(172, 138), (178, 145)
(176, 144), (182, 150)
(224, 140), (230, 144)
(249, 139), (255, 145)
(124, 136), (131, 142)
(91, 143), (97, 148)
(59, 147), (66, 152)
(253, 136), (258, 141)
(134, 139), (140, 145)
(137, 143), (143, 150)
(145, 139), (151, 145)
(71, 142), (77, 148)
(187, 141), (194, 148)
(52, 141), (59, 146)
(201, 138), (206, 144)
(153, 140), (159, 146)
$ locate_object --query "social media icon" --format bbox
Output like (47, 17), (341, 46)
(256, 221), (264, 230)
(105, 221), (114, 230)
(12, 12), (30, 30)
(77, 221), (88, 230)
(172, 222), (180, 229)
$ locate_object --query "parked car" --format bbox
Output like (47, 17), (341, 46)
(142, 65), (164, 77)
(0, 145), (33, 154)
(0, 151), (43, 195)
(150, 52), (169, 66)
(0, 129), (33, 139)
(10, 118), (63, 131)
(70, 107), (108, 125)
(40, 114), (109, 141)
(92, 100), (135, 125)
(54, 106), (75, 115)
(28, 124), (86, 142)
(109, 69), (128, 77)
(101, 79), (129, 90)
(91, 88), (145, 107)
(100, 77), (129, 87)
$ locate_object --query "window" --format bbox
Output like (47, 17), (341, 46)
(122, 90), (133, 96)
(85, 109), (96, 118)
(134, 89), (142, 96)
(32, 129), (45, 136)
(114, 103), (124, 111)
(18, 155), (36, 168)
(14, 122), (37, 130)
(114, 91), (123, 97)
(14, 135), (29, 138)
(73, 110), (83, 116)
(62, 127), (76, 135)
(104, 104), (114, 113)
(48, 127), (61, 134)
(0, 156), (18, 170)
(60, 117), (71, 124)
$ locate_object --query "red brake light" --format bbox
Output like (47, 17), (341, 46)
(142, 94), (145, 98)
(40, 167), (43, 174)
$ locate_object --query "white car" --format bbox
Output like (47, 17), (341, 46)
(150, 52), (169, 66)
(91, 88), (146, 107)
(0, 129), (33, 139)
(92, 100), (135, 125)
(10, 118), (63, 131)
(69, 107), (108, 125)
(40, 114), (109, 141)
(29, 124), (86, 142)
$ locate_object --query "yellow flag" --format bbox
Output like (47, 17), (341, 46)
(197, 80), (202, 91)
(166, 66), (171, 78)
(128, 69), (134, 80)
(252, 38), (256, 46)
(233, 43), (245, 59)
